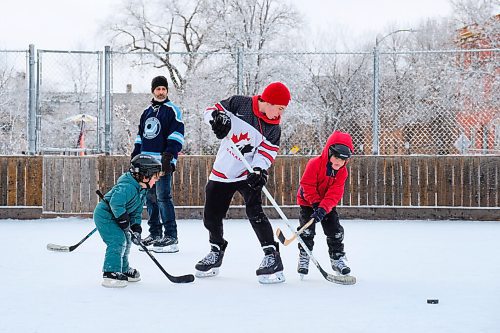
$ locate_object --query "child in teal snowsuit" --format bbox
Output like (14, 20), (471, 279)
(94, 154), (162, 288)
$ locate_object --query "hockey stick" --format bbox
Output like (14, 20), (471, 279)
(228, 138), (355, 285)
(96, 190), (195, 284)
(276, 218), (314, 246)
(47, 228), (97, 252)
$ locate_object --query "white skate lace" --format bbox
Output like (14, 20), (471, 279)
(259, 254), (276, 268)
(298, 252), (309, 269)
(200, 251), (219, 265)
(333, 256), (347, 269)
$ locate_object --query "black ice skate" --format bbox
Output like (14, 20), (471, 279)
(139, 235), (161, 252)
(102, 272), (128, 288)
(297, 248), (310, 279)
(123, 267), (141, 282)
(195, 241), (228, 278)
(151, 236), (179, 253)
(256, 245), (285, 284)
(330, 254), (351, 275)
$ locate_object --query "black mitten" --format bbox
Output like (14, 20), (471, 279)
(130, 224), (142, 245)
(161, 152), (174, 174)
(311, 207), (327, 224)
(209, 111), (231, 139)
(246, 167), (268, 190)
(116, 212), (131, 230)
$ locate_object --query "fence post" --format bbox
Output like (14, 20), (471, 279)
(104, 46), (111, 155)
(28, 44), (37, 155)
(372, 46), (380, 155)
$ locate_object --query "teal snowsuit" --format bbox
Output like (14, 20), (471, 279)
(94, 172), (148, 273)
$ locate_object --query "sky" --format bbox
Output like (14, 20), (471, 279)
(0, 217), (499, 332)
(0, 0), (452, 50)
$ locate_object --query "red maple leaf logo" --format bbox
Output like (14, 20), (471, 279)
(231, 132), (249, 144)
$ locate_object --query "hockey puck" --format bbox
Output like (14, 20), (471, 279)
(427, 299), (439, 304)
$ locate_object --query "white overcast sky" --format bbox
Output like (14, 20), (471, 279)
(0, 0), (452, 50)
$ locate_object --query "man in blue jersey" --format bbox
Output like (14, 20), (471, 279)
(131, 76), (185, 253)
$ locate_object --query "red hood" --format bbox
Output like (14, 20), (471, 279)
(320, 131), (354, 163)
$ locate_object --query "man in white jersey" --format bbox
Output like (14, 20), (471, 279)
(194, 82), (291, 284)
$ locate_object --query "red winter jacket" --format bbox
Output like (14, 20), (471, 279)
(296, 131), (354, 213)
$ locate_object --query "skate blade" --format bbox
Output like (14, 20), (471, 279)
(102, 279), (128, 288)
(151, 245), (179, 253)
(195, 268), (219, 278)
(127, 276), (141, 282)
(258, 271), (286, 284)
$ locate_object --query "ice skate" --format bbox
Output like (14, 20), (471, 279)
(123, 267), (141, 282)
(139, 235), (161, 252)
(102, 272), (128, 288)
(151, 236), (179, 253)
(330, 254), (351, 275)
(195, 241), (227, 278)
(256, 245), (285, 284)
(297, 248), (310, 280)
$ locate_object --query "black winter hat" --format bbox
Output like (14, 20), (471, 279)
(151, 76), (168, 92)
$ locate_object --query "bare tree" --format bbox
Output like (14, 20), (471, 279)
(106, 0), (219, 92)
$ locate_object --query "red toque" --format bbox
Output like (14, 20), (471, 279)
(261, 82), (291, 106)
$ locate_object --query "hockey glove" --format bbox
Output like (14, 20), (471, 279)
(116, 212), (131, 230)
(130, 224), (142, 245)
(246, 167), (268, 190)
(311, 207), (327, 224)
(161, 152), (174, 174)
(209, 111), (231, 139)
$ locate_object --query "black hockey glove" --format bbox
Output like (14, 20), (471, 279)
(161, 152), (174, 174)
(311, 207), (327, 224)
(116, 212), (131, 230)
(209, 111), (231, 139)
(246, 167), (268, 190)
(130, 224), (142, 245)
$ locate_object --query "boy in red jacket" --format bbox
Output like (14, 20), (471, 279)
(296, 131), (354, 278)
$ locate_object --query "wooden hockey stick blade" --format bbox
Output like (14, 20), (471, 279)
(276, 218), (314, 246)
(46, 243), (71, 252)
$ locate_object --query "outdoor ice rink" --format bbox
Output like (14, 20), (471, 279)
(1, 217), (499, 333)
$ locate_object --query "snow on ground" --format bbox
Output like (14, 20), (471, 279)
(0, 217), (499, 333)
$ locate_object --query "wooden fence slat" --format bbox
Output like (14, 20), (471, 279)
(16, 158), (26, 205)
(453, 158), (464, 207)
(383, 158), (393, 206)
(393, 157), (402, 206)
(7, 158), (18, 205)
(471, 157), (481, 207)
(350, 158), (360, 206)
(462, 158), (472, 207)
(374, 158), (385, 205)
(402, 158), (411, 206)
(366, 157), (377, 206)
(26, 157), (43, 206)
(479, 156), (489, 207)
(0, 158), (6, 205)
(410, 158), (419, 206)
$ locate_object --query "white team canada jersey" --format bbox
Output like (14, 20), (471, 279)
(204, 95), (281, 183)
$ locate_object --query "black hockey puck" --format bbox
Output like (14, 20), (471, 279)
(427, 299), (439, 304)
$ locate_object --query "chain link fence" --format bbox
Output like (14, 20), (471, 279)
(0, 47), (498, 156)
(35, 50), (102, 154)
(0, 50), (28, 154)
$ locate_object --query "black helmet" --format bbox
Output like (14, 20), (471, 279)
(130, 154), (162, 178)
(328, 144), (352, 160)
